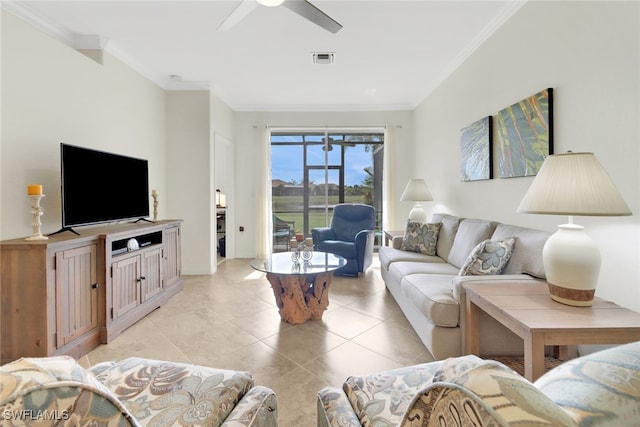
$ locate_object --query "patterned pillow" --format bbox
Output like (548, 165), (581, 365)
(459, 236), (515, 276)
(401, 220), (442, 255)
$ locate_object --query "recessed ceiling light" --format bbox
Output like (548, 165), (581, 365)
(312, 52), (335, 65)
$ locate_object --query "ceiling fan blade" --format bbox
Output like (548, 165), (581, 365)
(217, 0), (259, 32)
(282, 0), (342, 34)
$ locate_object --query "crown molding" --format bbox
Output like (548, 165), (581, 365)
(412, 0), (528, 109)
(2, 1), (208, 92)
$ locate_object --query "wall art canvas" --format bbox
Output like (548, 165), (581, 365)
(496, 88), (553, 178)
(460, 116), (492, 181)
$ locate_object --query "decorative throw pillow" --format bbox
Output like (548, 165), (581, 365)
(401, 220), (442, 256)
(459, 236), (515, 276)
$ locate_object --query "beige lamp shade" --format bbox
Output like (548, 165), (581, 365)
(517, 151), (631, 307)
(257, 0), (284, 6)
(517, 152), (631, 216)
(401, 179), (433, 222)
(400, 179), (433, 202)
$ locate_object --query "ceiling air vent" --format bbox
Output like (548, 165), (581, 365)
(312, 52), (335, 65)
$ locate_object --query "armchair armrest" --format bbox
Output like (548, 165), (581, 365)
(402, 356), (577, 427)
(222, 385), (278, 427)
(317, 387), (362, 427)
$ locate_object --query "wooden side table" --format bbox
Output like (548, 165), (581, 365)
(464, 282), (640, 381)
(383, 230), (404, 246)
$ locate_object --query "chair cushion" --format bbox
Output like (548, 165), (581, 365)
(330, 204), (375, 242)
(89, 357), (254, 427)
(317, 240), (357, 260)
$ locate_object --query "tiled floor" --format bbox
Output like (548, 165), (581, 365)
(84, 255), (435, 426)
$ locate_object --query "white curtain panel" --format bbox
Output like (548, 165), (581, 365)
(256, 126), (273, 259)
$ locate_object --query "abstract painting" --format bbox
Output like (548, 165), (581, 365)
(496, 88), (553, 178)
(460, 116), (492, 181)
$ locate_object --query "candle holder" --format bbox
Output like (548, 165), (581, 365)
(25, 194), (48, 241)
(152, 192), (159, 220)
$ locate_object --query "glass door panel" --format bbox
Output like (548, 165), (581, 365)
(305, 167), (340, 236)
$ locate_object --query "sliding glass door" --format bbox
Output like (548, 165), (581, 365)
(271, 130), (383, 252)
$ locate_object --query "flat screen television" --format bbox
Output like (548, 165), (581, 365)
(60, 143), (150, 231)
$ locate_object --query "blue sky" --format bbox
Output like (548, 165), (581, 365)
(271, 144), (371, 186)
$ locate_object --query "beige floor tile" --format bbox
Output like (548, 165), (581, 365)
(318, 306), (383, 340)
(262, 321), (347, 365)
(84, 255), (434, 426)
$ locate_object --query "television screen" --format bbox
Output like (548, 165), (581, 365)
(61, 143), (150, 228)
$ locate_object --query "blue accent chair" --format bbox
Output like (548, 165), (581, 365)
(312, 204), (375, 277)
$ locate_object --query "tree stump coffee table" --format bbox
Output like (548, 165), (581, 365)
(251, 251), (346, 324)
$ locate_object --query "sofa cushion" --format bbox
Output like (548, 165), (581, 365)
(387, 261), (460, 288)
(401, 220), (441, 255)
(0, 356), (136, 426)
(89, 357), (254, 427)
(342, 361), (442, 426)
(378, 246), (445, 271)
(534, 340), (640, 427)
(430, 213), (462, 262)
(459, 236), (515, 276)
(491, 223), (550, 278)
(400, 274), (459, 327)
(447, 219), (497, 268)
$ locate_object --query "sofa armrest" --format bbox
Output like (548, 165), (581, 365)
(452, 274), (548, 354)
(317, 387), (362, 427)
(222, 385), (278, 427)
(401, 355), (577, 427)
(391, 234), (404, 249)
(312, 227), (336, 246)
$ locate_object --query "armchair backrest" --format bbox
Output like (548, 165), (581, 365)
(330, 204), (375, 242)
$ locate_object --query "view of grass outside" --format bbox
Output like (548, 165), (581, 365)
(273, 195), (368, 232)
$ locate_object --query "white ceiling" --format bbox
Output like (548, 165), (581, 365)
(5, 0), (524, 111)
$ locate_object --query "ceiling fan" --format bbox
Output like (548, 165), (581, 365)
(322, 136), (356, 151)
(218, 0), (342, 33)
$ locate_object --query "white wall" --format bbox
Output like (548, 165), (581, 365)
(1, 11), (233, 276)
(232, 111), (414, 258)
(165, 91), (214, 274)
(412, 1), (640, 310)
(1, 11), (166, 240)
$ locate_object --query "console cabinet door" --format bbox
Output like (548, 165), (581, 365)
(141, 248), (163, 302)
(163, 226), (181, 288)
(55, 244), (99, 347)
(111, 255), (141, 318)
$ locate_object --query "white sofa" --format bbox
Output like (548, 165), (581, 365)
(379, 213), (551, 359)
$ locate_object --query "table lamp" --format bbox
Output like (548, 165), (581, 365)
(400, 179), (433, 223)
(517, 151), (631, 306)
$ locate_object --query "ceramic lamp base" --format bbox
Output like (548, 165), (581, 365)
(543, 223), (600, 307)
(408, 204), (427, 223)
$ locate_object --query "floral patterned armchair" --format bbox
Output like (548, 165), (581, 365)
(1, 356), (277, 426)
(317, 341), (640, 426)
